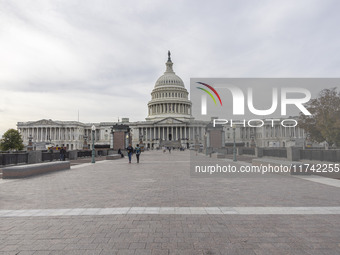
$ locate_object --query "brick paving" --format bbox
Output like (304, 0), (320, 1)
(1, 150), (340, 254)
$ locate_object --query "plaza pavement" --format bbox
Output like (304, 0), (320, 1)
(0, 150), (340, 255)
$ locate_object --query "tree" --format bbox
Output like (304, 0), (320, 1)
(0, 129), (24, 151)
(299, 88), (340, 146)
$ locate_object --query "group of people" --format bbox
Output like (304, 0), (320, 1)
(124, 144), (141, 163)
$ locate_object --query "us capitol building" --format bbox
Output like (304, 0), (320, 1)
(17, 52), (208, 150)
(17, 52), (306, 150)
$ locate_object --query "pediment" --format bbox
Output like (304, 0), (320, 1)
(154, 117), (186, 125)
(29, 119), (60, 126)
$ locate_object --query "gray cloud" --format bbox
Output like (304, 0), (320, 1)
(1, 0), (340, 136)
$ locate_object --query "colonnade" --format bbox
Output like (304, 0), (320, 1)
(148, 103), (191, 115)
(18, 127), (85, 142)
(139, 126), (205, 141)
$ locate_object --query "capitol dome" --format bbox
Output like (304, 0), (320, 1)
(154, 53), (185, 87)
(155, 73), (184, 87)
(146, 51), (192, 120)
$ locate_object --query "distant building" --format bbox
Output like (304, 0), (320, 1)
(222, 118), (305, 148)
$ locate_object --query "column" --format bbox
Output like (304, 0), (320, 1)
(189, 127), (191, 140)
(180, 126), (182, 140)
(153, 127), (156, 140)
(175, 127), (178, 140)
(162, 127), (164, 140)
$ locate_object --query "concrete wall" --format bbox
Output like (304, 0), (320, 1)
(28, 151), (42, 164)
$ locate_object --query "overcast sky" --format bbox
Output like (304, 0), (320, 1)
(1, 0), (340, 136)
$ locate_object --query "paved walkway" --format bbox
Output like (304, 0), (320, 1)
(1, 150), (340, 254)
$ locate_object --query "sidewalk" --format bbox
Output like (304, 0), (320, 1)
(0, 150), (340, 255)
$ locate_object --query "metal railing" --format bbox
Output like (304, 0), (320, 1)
(77, 150), (92, 158)
(42, 151), (62, 162)
(263, 148), (287, 158)
(300, 149), (340, 162)
(0, 152), (28, 166)
(242, 148), (255, 155)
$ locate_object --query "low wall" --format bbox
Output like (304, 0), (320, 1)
(1, 161), (70, 179)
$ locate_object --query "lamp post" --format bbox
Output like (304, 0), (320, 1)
(27, 135), (33, 151)
(110, 127), (114, 149)
(91, 125), (95, 163)
(233, 127), (237, 162)
(125, 132), (130, 149)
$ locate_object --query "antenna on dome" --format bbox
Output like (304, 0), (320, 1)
(168, 50), (171, 62)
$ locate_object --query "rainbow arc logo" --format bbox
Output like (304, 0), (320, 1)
(196, 82), (223, 106)
(196, 82), (222, 115)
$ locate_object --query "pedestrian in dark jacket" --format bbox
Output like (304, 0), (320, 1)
(59, 147), (66, 161)
(135, 144), (141, 163)
(126, 144), (133, 163)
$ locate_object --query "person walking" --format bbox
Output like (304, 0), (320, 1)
(135, 144), (141, 163)
(126, 144), (134, 163)
(59, 147), (65, 161)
